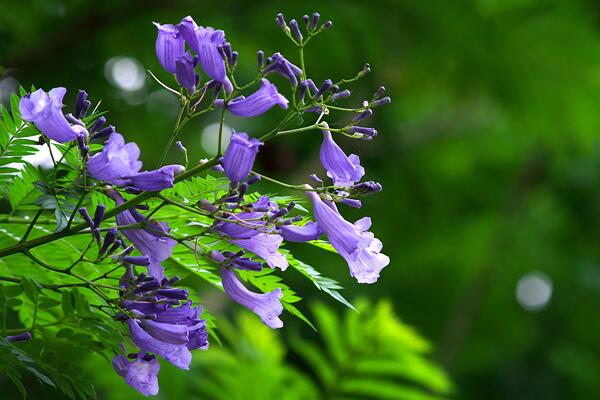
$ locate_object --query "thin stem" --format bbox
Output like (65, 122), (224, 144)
(20, 209), (43, 243)
(217, 104), (227, 156)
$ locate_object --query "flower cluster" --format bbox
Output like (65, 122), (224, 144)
(16, 10), (390, 396)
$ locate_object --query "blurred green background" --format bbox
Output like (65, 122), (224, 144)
(2, 0), (600, 398)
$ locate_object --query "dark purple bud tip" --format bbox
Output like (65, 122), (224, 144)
(245, 174), (261, 186)
(168, 275), (180, 284)
(286, 201), (296, 211)
(79, 208), (94, 227)
(74, 89), (88, 118)
(331, 84), (340, 93)
(93, 204), (106, 228)
(77, 135), (87, 156)
(66, 113), (84, 126)
(122, 256), (151, 266)
(230, 51), (239, 68)
(303, 14), (310, 25)
(93, 125), (115, 140)
(290, 19), (303, 41)
(99, 227), (117, 256)
(353, 109), (373, 123)
(257, 50), (265, 68)
(321, 20), (333, 30)
(90, 116), (106, 134)
(92, 228), (102, 246)
(305, 106), (323, 113)
(310, 12), (320, 31)
(372, 96), (391, 107)
(309, 174), (323, 185)
(80, 100), (92, 118)
(275, 13), (286, 28)
(341, 198), (362, 208)
(373, 86), (386, 98)
(232, 257), (263, 271)
(135, 280), (161, 293)
(175, 141), (186, 152)
(314, 79), (333, 98)
(6, 332), (32, 342)
(331, 89), (351, 101)
(348, 126), (378, 137)
(156, 288), (188, 300)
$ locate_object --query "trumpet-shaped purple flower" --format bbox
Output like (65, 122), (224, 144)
(217, 78), (288, 117)
(127, 319), (192, 370)
(220, 266), (283, 329)
(320, 126), (365, 187)
(111, 192), (176, 279)
(307, 191), (389, 284)
(280, 221), (322, 242)
(87, 133), (183, 192)
(222, 131), (263, 184)
(177, 16), (227, 82)
(113, 354), (160, 397)
(175, 52), (197, 94)
(264, 52), (303, 86)
(230, 233), (288, 270)
(153, 22), (185, 74)
(19, 87), (80, 143)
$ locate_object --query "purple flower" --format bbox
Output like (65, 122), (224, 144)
(87, 133), (184, 192)
(175, 52), (197, 94)
(128, 319), (192, 370)
(222, 131), (263, 183)
(113, 354), (160, 397)
(153, 22), (185, 74)
(111, 192), (176, 279)
(320, 126), (365, 187)
(220, 266), (283, 329)
(230, 233), (288, 270)
(280, 221), (322, 242)
(218, 78), (288, 117)
(264, 52), (302, 85)
(177, 16), (227, 82)
(307, 191), (389, 284)
(5, 332), (32, 342)
(19, 88), (81, 143)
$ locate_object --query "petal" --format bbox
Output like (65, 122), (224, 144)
(140, 319), (189, 345)
(128, 319), (192, 370)
(320, 128), (365, 187)
(231, 233), (288, 270)
(280, 221), (322, 242)
(226, 79), (289, 117)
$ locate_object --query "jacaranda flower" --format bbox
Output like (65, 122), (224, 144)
(87, 133), (184, 192)
(175, 52), (197, 94)
(230, 233), (288, 270)
(222, 131), (263, 184)
(263, 52), (303, 86)
(320, 125), (365, 186)
(220, 265), (283, 329)
(19, 87), (81, 143)
(216, 78), (288, 117)
(280, 221), (322, 242)
(177, 16), (227, 82)
(307, 191), (389, 283)
(153, 22), (185, 74)
(127, 319), (192, 370)
(113, 354), (160, 396)
(111, 192), (176, 279)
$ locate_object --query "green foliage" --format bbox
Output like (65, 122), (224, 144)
(183, 299), (452, 400)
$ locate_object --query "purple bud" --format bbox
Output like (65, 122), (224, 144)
(80, 100), (91, 118)
(321, 21), (333, 30)
(108, 238), (123, 256)
(90, 116), (106, 134)
(353, 109), (373, 123)
(331, 84), (340, 93)
(275, 13), (286, 29)
(341, 198), (362, 208)
(92, 125), (115, 140)
(331, 89), (351, 101)
(230, 51), (238, 69)
(303, 15), (310, 25)
(373, 86), (386, 98)
(99, 227), (118, 256)
(306, 79), (319, 95)
(246, 174), (261, 186)
(93, 204), (106, 228)
(120, 245), (135, 258)
(156, 288), (188, 300)
(257, 50), (265, 68)
(372, 96), (391, 107)
(168, 276), (180, 284)
(310, 12), (320, 31)
(305, 106), (322, 113)
(6, 332), (32, 342)
(199, 199), (218, 213)
(74, 90), (88, 118)
(348, 126), (378, 137)
(222, 43), (233, 62)
(79, 208), (94, 227)
(232, 257), (263, 271)
(122, 256), (151, 266)
(77, 135), (88, 157)
(66, 113), (84, 126)
(286, 201), (296, 211)
(309, 174), (323, 185)
(298, 80), (309, 101)
(92, 228), (102, 246)
(135, 280), (161, 293)
(289, 19), (303, 41)
(314, 79), (333, 98)
(175, 141), (186, 152)
(175, 53), (197, 94)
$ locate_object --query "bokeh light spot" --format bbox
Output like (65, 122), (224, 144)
(515, 271), (553, 312)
